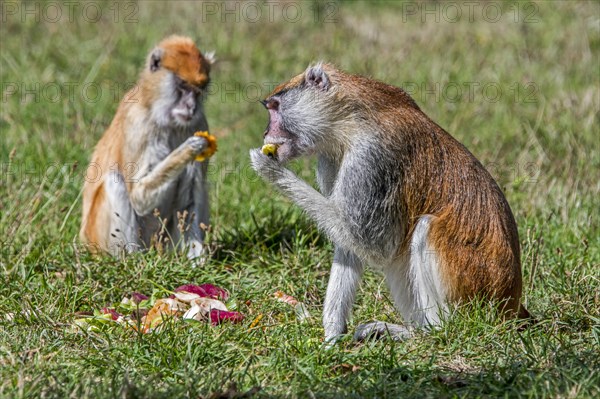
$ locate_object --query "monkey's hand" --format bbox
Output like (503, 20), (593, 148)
(129, 136), (209, 216)
(249, 148), (286, 183)
(194, 131), (218, 162)
(185, 136), (209, 158)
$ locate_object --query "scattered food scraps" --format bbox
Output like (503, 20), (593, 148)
(142, 298), (187, 331)
(73, 284), (243, 334)
(273, 290), (298, 306)
(183, 297), (228, 321)
(101, 307), (122, 321)
(210, 309), (245, 325)
(273, 291), (312, 322)
(248, 313), (264, 331)
(175, 283), (229, 300)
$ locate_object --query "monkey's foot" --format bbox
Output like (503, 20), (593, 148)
(321, 333), (348, 349)
(108, 240), (142, 258)
(186, 240), (207, 267)
(353, 321), (413, 342)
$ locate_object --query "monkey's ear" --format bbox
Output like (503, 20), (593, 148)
(149, 48), (163, 72)
(203, 51), (216, 65)
(305, 64), (330, 91)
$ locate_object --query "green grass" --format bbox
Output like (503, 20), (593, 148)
(1, 1), (599, 397)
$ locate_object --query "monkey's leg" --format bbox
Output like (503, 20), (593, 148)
(129, 136), (207, 216)
(356, 216), (448, 341)
(188, 162), (209, 260)
(185, 164), (210, 259)
(323, 248), (364, 343)
(105, 171), (141, 256)
(354, 217), (449, 342)
(353, 258), (414, 342)
(406, 215), (448, 326)
(170, 163), (209, 261)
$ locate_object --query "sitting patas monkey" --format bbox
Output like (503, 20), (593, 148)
(80, 35), (215, 259)
(250, 63), (530, 342)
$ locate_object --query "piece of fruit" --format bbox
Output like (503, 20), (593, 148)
(261, 144), (278, 157)
(141, 298), (186, 331)
(101, 307), (122, 321)
(209, 309), (244, 325)
(183, 297), (228, 321)
(194, 131), (218, 162)
(274, 291), (311, 322)
(174, 284), (229, 300)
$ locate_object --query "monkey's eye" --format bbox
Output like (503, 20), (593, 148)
(178, 81), (201, 95)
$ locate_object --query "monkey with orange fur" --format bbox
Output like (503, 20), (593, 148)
(80, 36), (215, 259)
(251, 63), (530, 342)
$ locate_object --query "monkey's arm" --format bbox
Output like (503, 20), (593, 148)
(129, 136), (207, 216)
(250, 149), (358, 249)
(251, 150), (365, 341)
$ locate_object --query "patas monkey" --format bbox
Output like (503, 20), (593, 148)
(250, 63), (530, 342)
(80, 35), (215, 259)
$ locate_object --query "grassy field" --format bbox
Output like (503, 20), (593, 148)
(1, 1), (599, 397)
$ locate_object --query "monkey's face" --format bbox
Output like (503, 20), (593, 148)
(262, 64), (337, 162)
(260, 94), (300, 162)
(169, 76), (207, 126)
(146, 36), (214, 128)
(148, 72), (209, 128)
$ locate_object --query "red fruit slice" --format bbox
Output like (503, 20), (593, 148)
(209, 309), (244, 325)
(131, 292), (148, 304)
(175, 284), (229, 300)
(101, 307), (122, 321)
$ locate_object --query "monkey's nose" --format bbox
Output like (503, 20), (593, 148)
(263, 130), (268, 137)
(266, 99), (279, 110)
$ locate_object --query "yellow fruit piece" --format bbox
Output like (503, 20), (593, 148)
(141, 298), (186, 332)
(261, 144), (279, 157)
(194, 131), (218, 162)
(248, 313), (264, 331)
